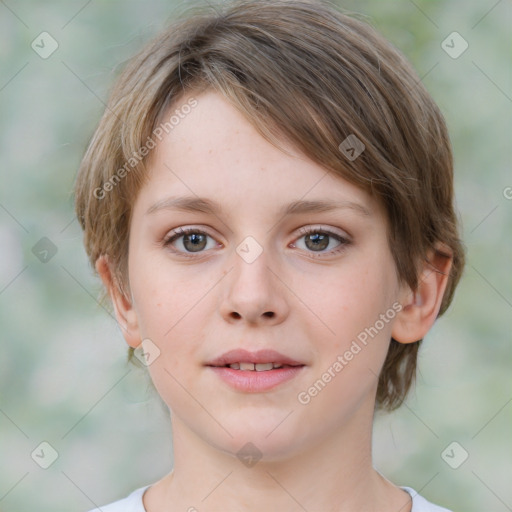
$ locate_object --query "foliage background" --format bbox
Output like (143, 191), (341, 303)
(0, 0), (510, 511)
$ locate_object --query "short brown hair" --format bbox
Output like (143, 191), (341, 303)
(75, 0), (465, 411)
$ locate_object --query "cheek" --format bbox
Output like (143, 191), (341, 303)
(129, 258), (216, 376)
(129, 254), (196, 337)
(131, 269), (205, 409)
(294, 266), (397, 420)
(316, 259), (395, 339)
(304, 256), (399, 403)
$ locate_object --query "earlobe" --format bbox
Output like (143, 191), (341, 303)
(392, 243), (453, 344)
(95, 255), (141, 348)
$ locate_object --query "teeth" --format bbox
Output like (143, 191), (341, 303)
(227, 362), (288, 371)
(255, 363), (273, 371)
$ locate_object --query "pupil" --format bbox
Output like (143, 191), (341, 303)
(308, 233), (328, 251)
(185, 233), (206, 252)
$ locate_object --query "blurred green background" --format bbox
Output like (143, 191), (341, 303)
(0, 1), (510, 511)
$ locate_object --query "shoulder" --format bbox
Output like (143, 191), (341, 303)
(87, 486), (149, 512)
(401, 487), (453, 512)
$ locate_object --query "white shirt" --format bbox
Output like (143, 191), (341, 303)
(88, 485), (453, 511)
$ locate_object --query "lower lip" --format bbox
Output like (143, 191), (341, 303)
(208, 366), (305, 392)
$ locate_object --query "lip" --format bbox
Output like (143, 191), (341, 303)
(206, 349), (304, 367)
(206, 349), (306, 393)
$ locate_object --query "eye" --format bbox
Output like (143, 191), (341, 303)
(163, 225), (351, 258)
(163, 227), (218, 255)
(292, 226), (350, 257)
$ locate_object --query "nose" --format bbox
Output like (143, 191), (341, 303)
(219, 242), (289, 326)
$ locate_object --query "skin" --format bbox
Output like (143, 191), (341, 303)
(98, 90), (452, 511)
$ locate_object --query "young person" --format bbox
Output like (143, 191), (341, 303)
(75, 1), (465, 510)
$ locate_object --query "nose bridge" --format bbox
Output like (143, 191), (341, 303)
(232, 234), (275, 296)
(221, 234), (287, 324)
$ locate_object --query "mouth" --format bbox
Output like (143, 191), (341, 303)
(206, 349), (306, 392)
(221, 362), (297, 371)
(206, 348), (305, 368)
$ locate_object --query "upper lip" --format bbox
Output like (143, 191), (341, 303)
(206, 349), (305, 367)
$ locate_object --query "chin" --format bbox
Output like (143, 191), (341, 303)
(205, 415), (311, 463)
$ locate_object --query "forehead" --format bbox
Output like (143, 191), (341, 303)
(136, 90), (379, 220)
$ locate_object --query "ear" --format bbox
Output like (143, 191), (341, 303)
(96, 255), (141, 348)
(392, 243), (453, 344)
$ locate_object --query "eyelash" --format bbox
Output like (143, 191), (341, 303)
(163, 226), (351, 259)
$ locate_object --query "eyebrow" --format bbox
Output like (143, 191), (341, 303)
(146, 196), (372, 217)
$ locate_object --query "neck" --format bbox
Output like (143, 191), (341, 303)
(144, 402), (411, 512)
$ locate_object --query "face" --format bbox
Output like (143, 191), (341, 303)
(121, 90), (406, 460)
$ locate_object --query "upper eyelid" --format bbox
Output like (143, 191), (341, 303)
(297, 225), (350, 239)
